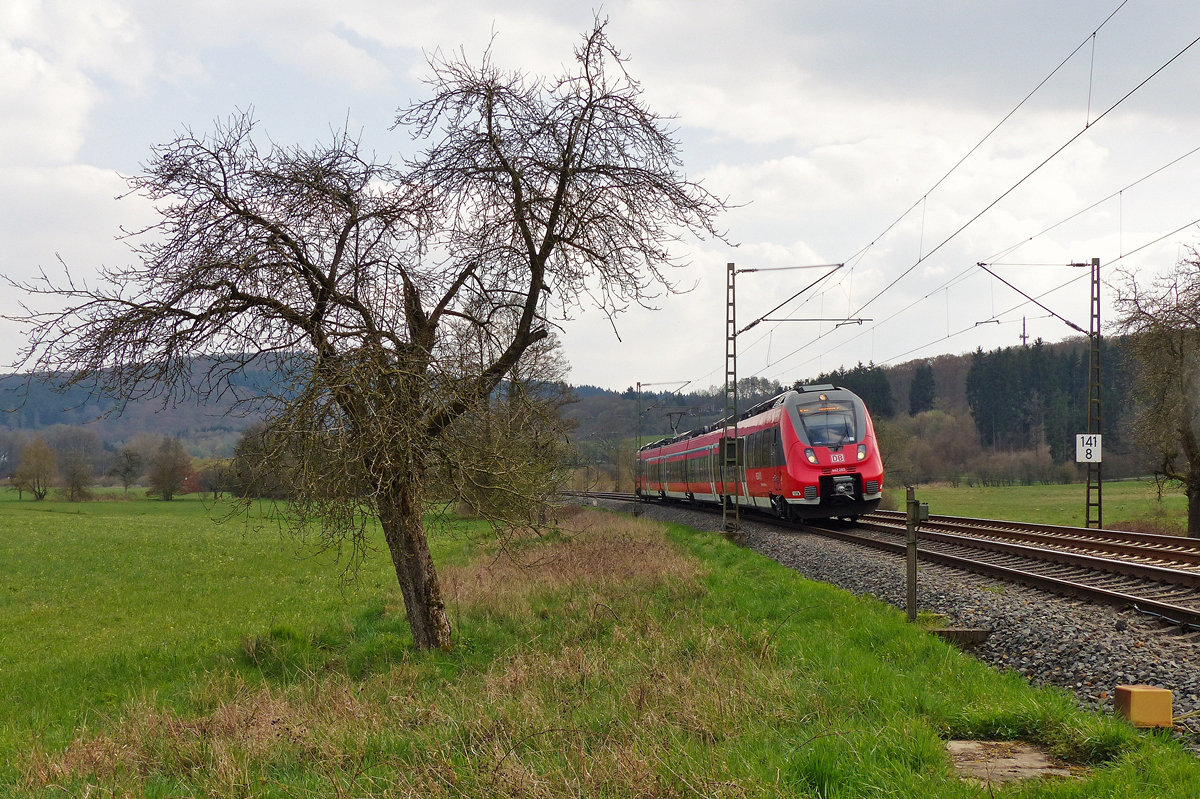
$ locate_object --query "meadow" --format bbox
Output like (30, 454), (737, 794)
(2, 490), (1199, 796)
(890, 479), (1193, 533)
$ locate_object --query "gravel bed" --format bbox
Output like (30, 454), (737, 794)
(592, 498), (1200, 746)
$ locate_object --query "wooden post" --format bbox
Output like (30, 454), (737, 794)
(906, 486), (918, 623)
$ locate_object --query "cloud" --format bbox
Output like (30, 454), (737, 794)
(3, 0), (1200, 385)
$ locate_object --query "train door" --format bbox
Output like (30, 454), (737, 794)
(735, 436), (748, 505)
(744, 431), (763, 501)
(769, 427), (784, 494)
(708, 444), (717, 499)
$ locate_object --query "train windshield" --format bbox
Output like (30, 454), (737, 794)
(796, 399), (857, 446)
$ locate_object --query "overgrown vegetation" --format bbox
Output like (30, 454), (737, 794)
(2, 496), (1198, 796)
(1115, 251), (1200, 537)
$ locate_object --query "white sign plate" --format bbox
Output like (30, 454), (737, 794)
(1075, 434), (1102, 463)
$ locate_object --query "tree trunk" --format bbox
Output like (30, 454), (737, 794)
(381, 476), (453, 650)
(1189, 480), (1200, 539)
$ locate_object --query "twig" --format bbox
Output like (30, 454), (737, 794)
(490, 727), (589, 787)
(593, 602), (621, 622)
(760, 605), (817, 657)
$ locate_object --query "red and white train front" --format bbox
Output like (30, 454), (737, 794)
(634, 385), (884, 520)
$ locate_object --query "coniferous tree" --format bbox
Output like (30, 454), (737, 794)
(908, 362), (936, 415)
(811, 362), (895, 418)
(965, 339), (1129, 459)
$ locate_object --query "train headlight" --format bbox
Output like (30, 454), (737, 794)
(857, 444), (867, 461)
(804, 448), (818, 465)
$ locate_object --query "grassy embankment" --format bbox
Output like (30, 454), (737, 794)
(2, 491), (1199, 796)
(889, 479), (1192, 533)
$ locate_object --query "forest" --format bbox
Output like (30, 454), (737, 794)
(1, 337), (1141, 498)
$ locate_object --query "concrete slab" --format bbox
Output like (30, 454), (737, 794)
(930, 627), (991, 646)
(946, 740), (1078, 784)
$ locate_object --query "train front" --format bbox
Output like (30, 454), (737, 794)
(779, 387), (884, 519)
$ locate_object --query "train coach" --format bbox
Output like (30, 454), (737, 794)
(635, 384), (884, 520)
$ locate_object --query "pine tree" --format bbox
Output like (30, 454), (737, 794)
(908, 362), (936, 415)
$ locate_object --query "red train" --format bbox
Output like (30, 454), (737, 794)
(635, 384), (884, 520)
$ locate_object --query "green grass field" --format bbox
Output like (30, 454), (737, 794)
(0, 493), (477, 766)
(890, 479), (1192, 533)
(2, 490), (1199, 796)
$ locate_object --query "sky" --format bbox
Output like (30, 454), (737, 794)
(3, 0), (1200, 392)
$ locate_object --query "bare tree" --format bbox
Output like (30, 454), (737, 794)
(106, 447), (145, 493)
(147, 438), (193, 501)
(13, 436), (55, 501)
(196, 458), (232, 500)
(1114, 250), (1200, 537)
(46, 426), (102, 501)
(6, 21), (725, 650)
(60, 447), (94, 501)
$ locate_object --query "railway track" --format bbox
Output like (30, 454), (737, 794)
(565, 491), (1200, 629)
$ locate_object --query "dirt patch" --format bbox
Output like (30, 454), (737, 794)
(946, 740), (1080, 784)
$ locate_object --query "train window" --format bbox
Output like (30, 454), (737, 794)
(795, 399), (858, 446)
(774, 428), (786, 466)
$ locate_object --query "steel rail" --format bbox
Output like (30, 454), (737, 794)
(854, 518), (1200, 582)
(800, 519), (1200, 629)
(868, 509), (1200, 550)
(563, 491), (1200, 629)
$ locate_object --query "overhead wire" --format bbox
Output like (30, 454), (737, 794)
(759, 212), (1200, 379)
(754, 26), (1200, 378)
(848, 27), (1200, 320)
(981, 142), (1200, 264)
(653, 1), (1190, 395)
(875, 213), (1200, 365)
(735, 0), (1139, 379)
(823, 0), (1134, 299)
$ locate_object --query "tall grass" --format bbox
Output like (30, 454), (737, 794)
(2, 496), (1198, 796)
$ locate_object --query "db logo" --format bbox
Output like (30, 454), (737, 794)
(830, 453), (845, 463)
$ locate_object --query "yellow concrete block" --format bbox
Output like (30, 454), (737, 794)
(1115, 685), (1173, 728)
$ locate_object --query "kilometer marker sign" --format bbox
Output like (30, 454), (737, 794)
(1076, 434), (1102, 463)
